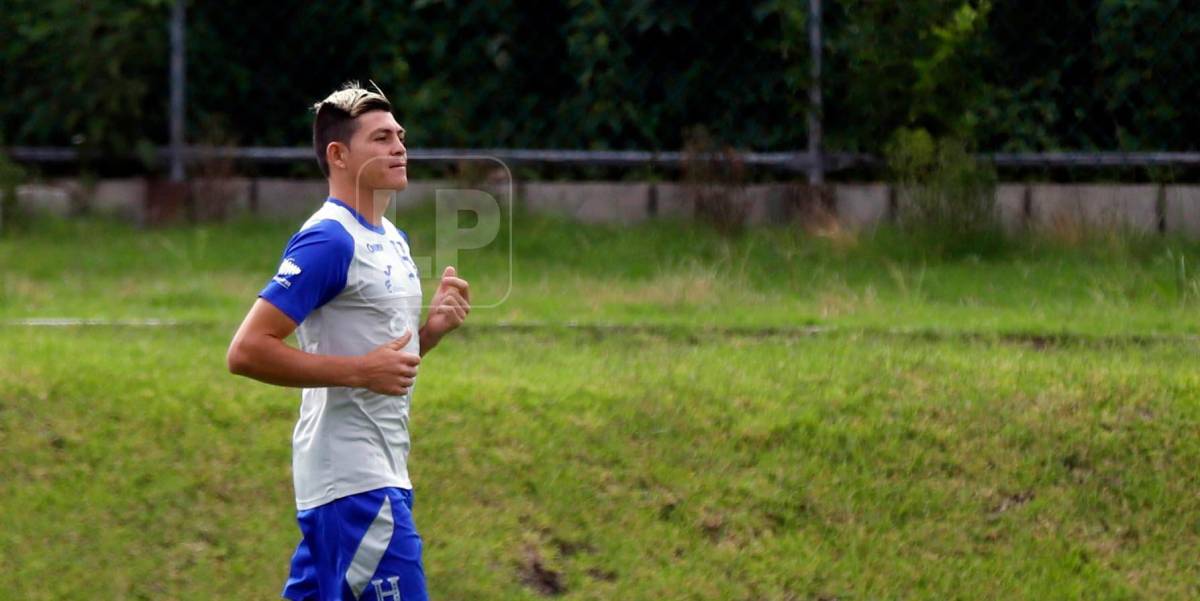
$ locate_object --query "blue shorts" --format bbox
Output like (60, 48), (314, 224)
(282, 487), (428, 601)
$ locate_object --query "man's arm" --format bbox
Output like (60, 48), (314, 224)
(227, 298), (420, 396)
(417, 266), (471, 356)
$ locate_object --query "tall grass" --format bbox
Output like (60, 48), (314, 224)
(885, 128), (1008, 259)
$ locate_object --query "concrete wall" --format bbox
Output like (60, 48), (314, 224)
(14, 178), (1200, 236)
(1165, 186), (1200, 237)
(523, 182), (650, 225)
(1028, 184), (1159, 233)
(15, 177), (458, 223)
(16, 183), (73, 216)
(994, 184), (1028, 233)
(834, 184), (890, 228)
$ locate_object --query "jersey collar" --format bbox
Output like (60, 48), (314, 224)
(327, 197), (386, 235)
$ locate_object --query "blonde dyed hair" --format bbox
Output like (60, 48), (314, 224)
(312, 80), (390, 116)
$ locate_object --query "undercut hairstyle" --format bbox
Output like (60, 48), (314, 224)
(311, 81), (393, 177)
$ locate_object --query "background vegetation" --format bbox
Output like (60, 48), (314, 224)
(2, 1), (1196, 165)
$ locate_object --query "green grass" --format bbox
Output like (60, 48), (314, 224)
(2, 207), (1200, 599)
(5, 204), (1200, 335)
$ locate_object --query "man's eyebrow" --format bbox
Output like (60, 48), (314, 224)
(368, 126), (405, 136)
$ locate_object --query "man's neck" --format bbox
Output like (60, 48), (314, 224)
(328, 181), (390, 225)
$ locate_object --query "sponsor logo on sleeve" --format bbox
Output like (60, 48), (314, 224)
(273, 257), (302, 288)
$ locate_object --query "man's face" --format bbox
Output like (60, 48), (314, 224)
(345, 110), (407, 191)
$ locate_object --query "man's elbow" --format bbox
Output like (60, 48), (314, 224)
(226, 340), (254, 376)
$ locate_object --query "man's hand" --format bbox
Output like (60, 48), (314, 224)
(421, 265), (470, 352)
(355, 330), (422, 396)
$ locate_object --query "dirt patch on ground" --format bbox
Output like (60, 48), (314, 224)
(518, 543), (565, 596)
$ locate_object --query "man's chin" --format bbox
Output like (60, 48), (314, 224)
(369, 176), (408, 192)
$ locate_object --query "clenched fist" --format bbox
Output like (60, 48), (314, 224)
(355, 330), (421, 396)
(423, 265), (470, 341)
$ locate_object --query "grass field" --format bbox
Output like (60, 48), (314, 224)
(2, 205), (1200, 599)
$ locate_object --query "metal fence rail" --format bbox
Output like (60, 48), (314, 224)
(4, 145), (870, 172)
(11, 146), (1200, 173)
(984, 152), (1200, 169)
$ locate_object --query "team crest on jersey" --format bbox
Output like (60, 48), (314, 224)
(371, 576), (402, 600)
(273, 257), (302, 288)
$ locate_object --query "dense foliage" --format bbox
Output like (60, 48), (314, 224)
(1, 0), (1195, 161)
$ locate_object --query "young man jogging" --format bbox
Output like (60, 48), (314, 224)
(227, 82), (470, 601)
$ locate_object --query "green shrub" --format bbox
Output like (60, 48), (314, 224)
(885, 127), (1006, 259)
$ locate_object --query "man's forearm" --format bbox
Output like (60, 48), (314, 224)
(228, 334), (362, 389)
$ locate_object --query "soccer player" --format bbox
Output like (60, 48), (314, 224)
(227, 82), (470, 601)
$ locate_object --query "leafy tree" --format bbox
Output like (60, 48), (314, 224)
(2, 0), (1197, 170)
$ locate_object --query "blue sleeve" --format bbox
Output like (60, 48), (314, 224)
(258, 219), (354, 324)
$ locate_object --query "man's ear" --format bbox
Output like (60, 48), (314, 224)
(326, 141), (349, 171)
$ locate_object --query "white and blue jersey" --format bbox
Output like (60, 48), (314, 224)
(261, 197), (422, 511)
(260, 197), (427, 601)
